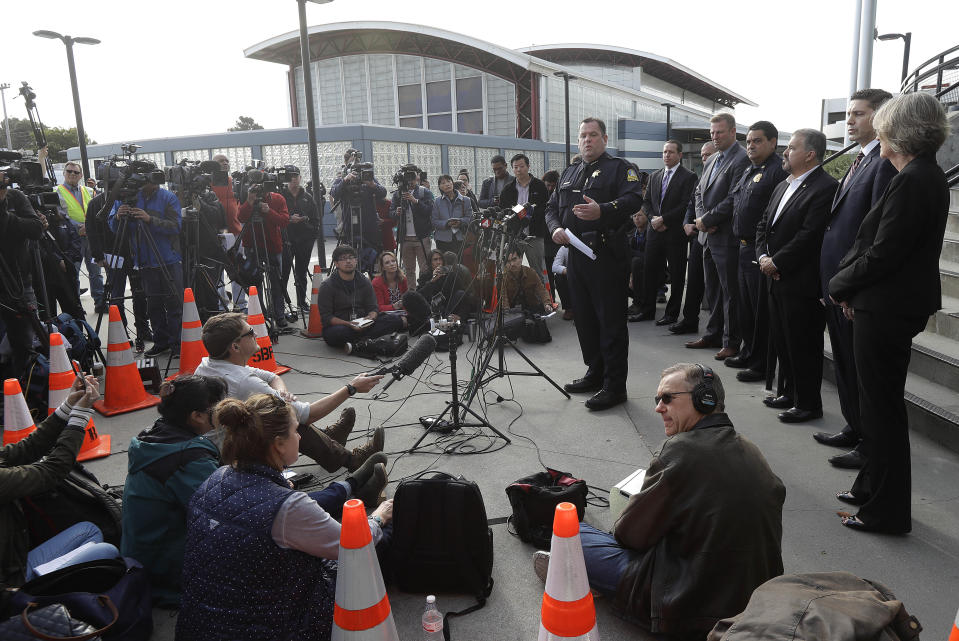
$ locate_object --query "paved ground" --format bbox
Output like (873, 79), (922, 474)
(73, 258), (959, 641)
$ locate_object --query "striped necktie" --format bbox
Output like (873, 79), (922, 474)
(661, 169), (672, 200)
(842, 150), (866, 189)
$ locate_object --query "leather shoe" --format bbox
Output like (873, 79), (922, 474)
(628, 312), (654, 322)
(585, 389), (627, 411)
(762, 395), (793, 409)
(655, 316), (677, 327)
(668, 321), (698, 334)
(736, 369), (766, 382)
(778, 407), (824, 423)
(714, 347), (739, 361)
(813, 431), (858, 448)
(836, 491), (866, 506)
(829, 449), (865, 469)
(724, 354), (749, 368)
(562, 310), (574, 321)
(836, 511), (910, 534)
(685, 337), (721, 349)
(564, 377), (603, 394)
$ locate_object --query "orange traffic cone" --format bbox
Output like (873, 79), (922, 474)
(301, 265), (324, 339)
(246, 286), (290, 375)
(167, 288), (208, 380)
(332, 498), (400, 641)
(3, 379), (37, 445)
(47, 333), (75, 414)
(950, 605), (959, 641)
(93, 305), (160, 416)
(539, 502), (599, 641)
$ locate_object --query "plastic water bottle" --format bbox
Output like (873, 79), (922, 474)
(422, 595), (443, 640)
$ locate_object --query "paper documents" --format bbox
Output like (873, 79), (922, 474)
(565, 231), (596, 260)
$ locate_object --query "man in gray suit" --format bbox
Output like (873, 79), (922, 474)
(686, 113), (751, 360)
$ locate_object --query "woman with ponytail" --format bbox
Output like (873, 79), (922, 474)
(176, 394), (392, 641)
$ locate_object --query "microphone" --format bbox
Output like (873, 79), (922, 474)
(371, 333), (437, 392)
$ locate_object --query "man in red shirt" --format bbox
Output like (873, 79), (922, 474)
(238, 171), (291, 328)
(212, 154), (245, 312)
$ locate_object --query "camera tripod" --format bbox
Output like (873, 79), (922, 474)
(180, 195), (231, 321)
(408, 319), (510, 453)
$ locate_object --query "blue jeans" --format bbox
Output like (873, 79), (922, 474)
(26, 521), (119, 582)
(579, 522), (636, 596)
(140, 262), (183, 348)
(308, 481), (351, 519)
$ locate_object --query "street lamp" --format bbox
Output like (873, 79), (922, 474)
(32, 30), (100, 179)
(0, 83), (12, 149)
(553, 71), (577, 166)
(875, 29), (912, 83)
(296, 0), (333, 268)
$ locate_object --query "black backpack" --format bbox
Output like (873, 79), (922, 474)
(389, 471), (493, 639)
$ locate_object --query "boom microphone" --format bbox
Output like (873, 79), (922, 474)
(372, 333), (437, 391)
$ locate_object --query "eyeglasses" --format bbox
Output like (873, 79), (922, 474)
(336, 255), (357, 262)
(236, 328), (255, 342)
(64, 169), (81, 175)
(654, 391), (692, 405)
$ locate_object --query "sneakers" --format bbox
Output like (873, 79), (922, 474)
(347, 426), (385, 472)
(533, 550), (551, 583)
(343, 342), (353, 355)
(144, 344), (170, 357)
(323, 407), (356, 446)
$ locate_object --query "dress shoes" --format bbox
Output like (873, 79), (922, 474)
(668, 321), (698, 335)
(763, 395), (793, 409)
(626, 304), (640, 316)
(778, 407), (824, 423)
(813, 431), (859, 448)
(714, 347), (739, 361)
(655, 316), (677, 327)
(836, 511), (910, 534)
(829, 449), (865, 469)
(723, 354), (749, 368)
(836, 490), (866, 506)
(562, 310), (574, 321)
(685, 337), (722, 349)
(564, 377), (603, 394)
(627, 312), (654, 322)
(585, 389), (627, 411)
(736, 369), (766, 383)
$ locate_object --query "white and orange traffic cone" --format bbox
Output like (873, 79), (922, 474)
(167, 288), (208, 380)
(539, 502), (599, 641)
(93, 305), (160, 416)
(332, 498), (400, 641)
(47, 333), (75, 414)
(246, 285), (290, 375)
(3, 379), (37, 446)
(950, 604), (958, 641)
(301, 265), (324, 339)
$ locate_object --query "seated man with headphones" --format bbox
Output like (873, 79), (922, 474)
(532, 363), (786, 640)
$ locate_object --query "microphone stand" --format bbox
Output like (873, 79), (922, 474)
(407, 320), (509, 454)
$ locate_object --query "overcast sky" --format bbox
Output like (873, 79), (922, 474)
(3, 0), (953, 146)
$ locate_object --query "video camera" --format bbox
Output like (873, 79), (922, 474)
(165, 159), (222, 204)
(392, 163), (420, 194)
(0, 150), (61, 218)
(96, 156), (166, 208)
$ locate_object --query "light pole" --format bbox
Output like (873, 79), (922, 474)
(297, 0), (333, 268)
(0, 83), (12, 149)
(875, 30), (912, 83)
(554, 71), (577, 166)
(661, 102), (673, 142)
(32, 30), (99, 178)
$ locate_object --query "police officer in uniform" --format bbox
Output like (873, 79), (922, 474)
(546, 117), (643, 410)
(724, 121), (788, 380)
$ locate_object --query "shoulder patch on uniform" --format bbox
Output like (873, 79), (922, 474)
(626, 168), (639, 182)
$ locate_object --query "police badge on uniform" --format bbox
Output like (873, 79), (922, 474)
(626, 168), (638, 182)
(753, 174), (762, 183)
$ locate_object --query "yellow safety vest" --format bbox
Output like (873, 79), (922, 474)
(57, 184), (93, 224)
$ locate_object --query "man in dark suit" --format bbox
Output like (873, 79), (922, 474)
(813, 89), (896, 469)
(756, 129), (838, 423)
(687, 114), (751, 360)
(630, 140), (698, 324)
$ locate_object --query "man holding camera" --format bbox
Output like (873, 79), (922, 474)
(238, 171), (291, 329)
(57, 161), (105, 312)
(109, 176), (183, 357)
(331, 149), (386, 273)
(389, 165), (434, 285)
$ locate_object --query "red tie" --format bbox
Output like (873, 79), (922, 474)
(843, 151), (865, 189)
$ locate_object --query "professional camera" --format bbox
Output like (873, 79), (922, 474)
(391, 163), (420, 194)
(95, 157), (166, 207)
(165, 159), (221, 205)
(0, 151), (45, 191)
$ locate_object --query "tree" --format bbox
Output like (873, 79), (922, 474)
(228, 116), (264, 131)
(0, 117), (38, 151)
(823, 153), (854, 181)
(0, 117), (95, 162)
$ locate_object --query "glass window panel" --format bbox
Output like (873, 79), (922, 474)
(409, 143), (442, 186)
(137, 152), (166, 168)
(372, 141), (408, 191)
(474, 147), (501, 180)
(427, 114), (452, 131)
(447, 146), (476, 188)
(211, 147), (253, 170)
(172, 149), (208, 163)
(549, 152), (568, 172)
(400, 116), (423, 129)
(398, 84), (422, 116)
(457, 111), (484, 135)
(456, 76), (483, 111)
(525, 151), (545, 179)
(426, 80), (451, 113)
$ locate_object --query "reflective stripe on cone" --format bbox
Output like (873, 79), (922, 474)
(3, 379), (37, 445)
(246, 286), (291, 375)
(167, 288), (209, 380)
(93, 305), (160, 416)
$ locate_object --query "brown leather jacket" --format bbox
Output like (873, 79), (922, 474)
(613, 413), (785, 637)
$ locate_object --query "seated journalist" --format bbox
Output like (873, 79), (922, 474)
(533, 363), (785, 640)
(176, 394), (394, 641)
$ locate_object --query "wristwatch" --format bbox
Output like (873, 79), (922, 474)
(346, 383), (357, 397)
(371, 515), (384, 527)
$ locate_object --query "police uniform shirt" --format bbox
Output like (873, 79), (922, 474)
(731, 155), (787, 241)
(546, 152), (643, 238)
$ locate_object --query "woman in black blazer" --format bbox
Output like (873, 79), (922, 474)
(828, 92), (951, 534)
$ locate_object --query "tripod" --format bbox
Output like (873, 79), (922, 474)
(463, 231), (569, 408)
(181, 194), (231, 320)
(408, 320), (510, 453)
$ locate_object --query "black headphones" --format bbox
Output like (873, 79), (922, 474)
(691, 364), (718, 414)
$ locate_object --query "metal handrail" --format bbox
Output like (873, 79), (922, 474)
(822, 141), (858, 167)
(936, 82), (957, 100)
(901, 53), (959, 96)
(947, 164), (959, 188)
(901, 44), (959, 92)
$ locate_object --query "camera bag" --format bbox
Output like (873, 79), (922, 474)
(505, 467), (588, 549)
(521, 314), (552, 344)
(389, 471), (493, 640)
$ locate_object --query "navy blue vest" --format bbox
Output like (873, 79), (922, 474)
(176, 464), (336, 641)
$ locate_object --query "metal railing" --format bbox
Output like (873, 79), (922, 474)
(901, 44), (959, 105)
(822, 141), (858, 167)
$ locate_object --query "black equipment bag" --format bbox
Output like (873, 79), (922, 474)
(352, 332), (408, 359)
(389, 471), (493, 640)
(21, 464), (123, 549)
(505, 467), (588, 549)
(521, 314), (552, 344)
